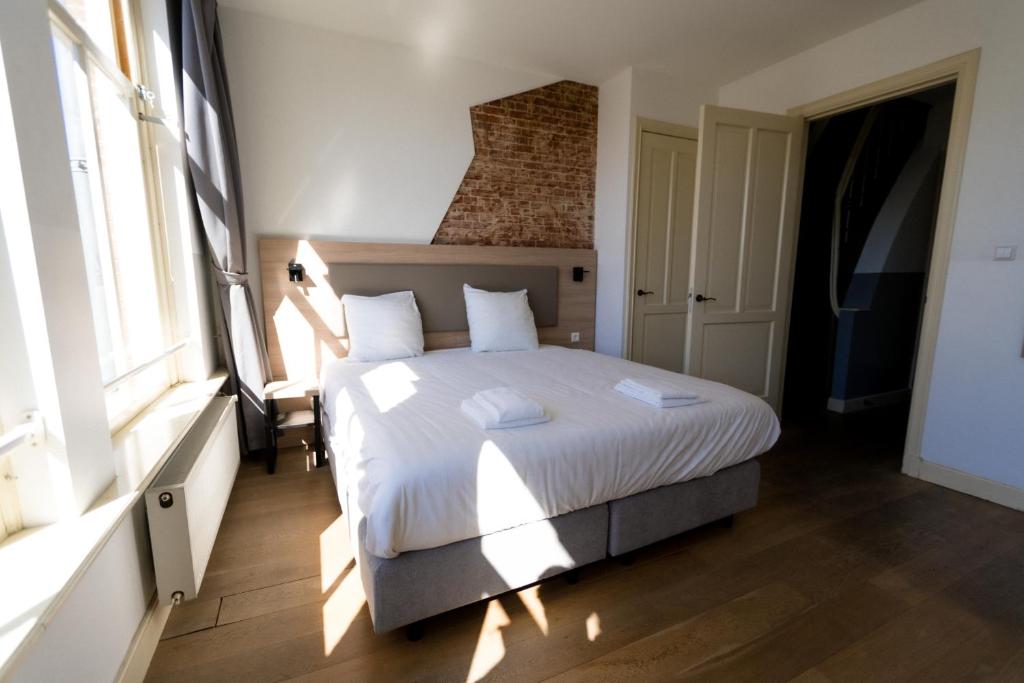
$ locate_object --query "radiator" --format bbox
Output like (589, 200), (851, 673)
(145, 395), (240, 604)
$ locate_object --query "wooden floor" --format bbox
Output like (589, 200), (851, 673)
(146, 418), (1024, 682)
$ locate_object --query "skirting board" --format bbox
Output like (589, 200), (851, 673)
(827, 388), (911, 414)
(915, 459), (1024, 512)
(115, 596), (172, 683)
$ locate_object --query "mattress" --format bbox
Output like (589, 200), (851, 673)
(321, 346), (779, 558)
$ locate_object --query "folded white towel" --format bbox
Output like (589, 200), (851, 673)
(472, 387), (546, 424)
(615, 381), (706, 408)
(461, 398), (550, 429)
(618, 378), (699, 401)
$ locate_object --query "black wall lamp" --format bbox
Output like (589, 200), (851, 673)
(572, 266), (590, 282)
(287, 261), (304, 282)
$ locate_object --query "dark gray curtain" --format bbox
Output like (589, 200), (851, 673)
(170, 0), (271, 455)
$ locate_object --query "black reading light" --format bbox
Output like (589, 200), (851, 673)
(572, 266), (590, 282)
(287, 261), (304, 282)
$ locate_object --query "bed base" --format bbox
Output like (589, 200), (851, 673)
(323, 415), (760, 635)
(355, 503), (610, 634)
(335, 451), (760, 634)
(607, 460), (759, 556)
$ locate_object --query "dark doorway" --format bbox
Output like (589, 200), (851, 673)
(782, 82), (956, 450)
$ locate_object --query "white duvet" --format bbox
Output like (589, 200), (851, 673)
(321, 346), (779, 559)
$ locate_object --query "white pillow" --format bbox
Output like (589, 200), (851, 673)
(463, 284), (539, 353)
(341, 291), (424, 362)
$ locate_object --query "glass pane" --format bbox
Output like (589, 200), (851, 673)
(59, 0), (118, 65)
(52, 31), (122, 382)
(105, 360), (173, 431)
(87, 59), (171, 416)
(52, 25), (174, 428)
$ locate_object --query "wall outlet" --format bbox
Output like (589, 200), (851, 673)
(994, 245), (1017, 261)
(570, 331), (580, 343)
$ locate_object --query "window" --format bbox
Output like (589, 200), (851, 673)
(51, 0), (180, 431)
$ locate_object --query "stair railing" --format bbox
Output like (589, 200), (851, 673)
(829, 107), (880, 318)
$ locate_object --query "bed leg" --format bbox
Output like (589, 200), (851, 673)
(564, 569), (580, 585)
(405, 621), (425, 642)
(717, 514), (735, 529)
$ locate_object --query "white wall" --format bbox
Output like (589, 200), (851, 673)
(593, 66), (716, 356)
(9, 503), (154, 683)
(593, 68), (633, 355)
(218, 8), (556, 321)
(719, 0), (1024, 491)
(220, 8), (722, 355)
(631, 68), (714, 126)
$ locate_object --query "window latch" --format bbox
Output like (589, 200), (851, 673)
(136, 84), (157, 106)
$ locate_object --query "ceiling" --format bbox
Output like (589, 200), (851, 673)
(219, 0), (923, 85)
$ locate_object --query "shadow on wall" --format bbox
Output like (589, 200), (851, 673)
(432, 80), (598, 249)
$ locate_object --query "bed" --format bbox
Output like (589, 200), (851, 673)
(320, 345), (778, 633)
(258, 239), (779, 635)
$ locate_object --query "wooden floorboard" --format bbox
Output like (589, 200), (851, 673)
(147, 425), (1024, 683)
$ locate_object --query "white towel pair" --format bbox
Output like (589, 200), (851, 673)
(461, 387), (550, 429)
(615, 378), (706, 408)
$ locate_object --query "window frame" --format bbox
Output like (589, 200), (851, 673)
(50, 0), (183, 433)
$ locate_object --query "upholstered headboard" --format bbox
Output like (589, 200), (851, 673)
(258, 239), (597, 380)
(325, 263), (559, 332)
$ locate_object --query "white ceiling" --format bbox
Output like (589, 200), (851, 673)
(219, 0), (923, 85)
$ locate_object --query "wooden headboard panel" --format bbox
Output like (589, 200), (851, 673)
(259, 239), (597, 380)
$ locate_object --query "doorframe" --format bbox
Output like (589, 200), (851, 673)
(621, 117), (698, 360)
(784, 48), (981, 480)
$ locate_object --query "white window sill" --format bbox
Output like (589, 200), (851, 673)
(0, 372), (228, 678)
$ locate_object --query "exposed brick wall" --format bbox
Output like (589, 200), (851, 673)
(432, 80), (597, 249)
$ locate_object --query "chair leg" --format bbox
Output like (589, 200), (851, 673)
(313, 394), (325, 468)
(266, 398), (279, 475)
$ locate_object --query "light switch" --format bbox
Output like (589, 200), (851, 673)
(994, 245), (1017, 261)
(570, 331), (580, 343)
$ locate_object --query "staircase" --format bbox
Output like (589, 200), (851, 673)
(831, 99), (931, 312)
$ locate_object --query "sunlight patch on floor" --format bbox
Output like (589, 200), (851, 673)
(586, 611), (602, 642)
(319, 514), (353, 593)
(517, 585), (548, 636)
(466, 599), (511, 683)
(322, 566), (366, 656)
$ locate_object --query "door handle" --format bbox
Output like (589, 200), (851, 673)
(694, 294), (717, 302)
(637, 289), (654, 296)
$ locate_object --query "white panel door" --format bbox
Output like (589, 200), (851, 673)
(685, 105), (804, 412)
(630, 131), (697, 372)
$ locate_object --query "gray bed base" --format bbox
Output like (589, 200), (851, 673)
(325, 434), (760, 634)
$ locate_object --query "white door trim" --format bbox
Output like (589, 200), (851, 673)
(786, 49), (981, 481)
(622, 117), (698, 359)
